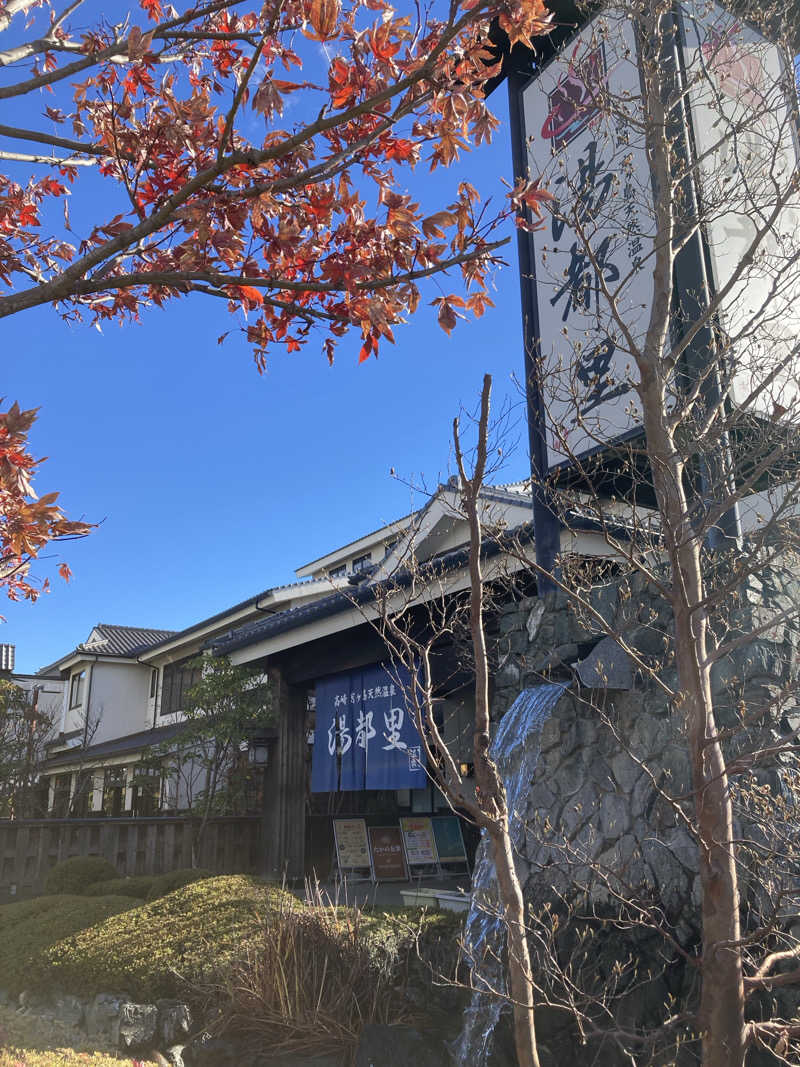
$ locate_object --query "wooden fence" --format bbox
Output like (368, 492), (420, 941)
(0, 815), (262, 897)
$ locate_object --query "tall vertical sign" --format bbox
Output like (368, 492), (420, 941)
(510, 2), (800, 558)
(679, 4), (800, 419)
(520, 10), (657, 469)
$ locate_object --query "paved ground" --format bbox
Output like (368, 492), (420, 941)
(312, 873), (472, 910)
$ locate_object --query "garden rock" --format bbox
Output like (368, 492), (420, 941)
(86, 992), (132, 1040)
(183, 1031), (240, 1066)
(165, 1046), (186, 1067)
(53, 993), (85, 1027)
(157, 999), (192, 1044)
(114, 1001), (158, 1049)
(18, 990), (49, 1013)
(354, 1023), (445, 1067)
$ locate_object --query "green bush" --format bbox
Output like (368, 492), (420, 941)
(83, 875), (155, 900)
(41, 875), (295, 1000)
(0, 894), (137, 994)
(43, 856), (119, 896)
(145, 868), (213, 901)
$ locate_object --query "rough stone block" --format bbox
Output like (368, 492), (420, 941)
(599, 792), (631, 839)
(610, 751), (642, 793)
(114, 1002), (158, 1050)
(86, 993), (132, 1040)
(157, 1000), (192, 1045)
(53, 994), (84, 1028)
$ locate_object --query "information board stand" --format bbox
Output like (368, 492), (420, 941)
(431, 816), (470, 875)
(399, 816), (441, 879)
(368, 826), (407, 882)
(333, 818), (374, 884)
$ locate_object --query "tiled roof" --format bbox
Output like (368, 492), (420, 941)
(79, 624), (177, 658)
(209, 505), (648, 658)
(209, 523), (538, 657)
(42, 720), (190, 770)
(137, 577), (322, 655)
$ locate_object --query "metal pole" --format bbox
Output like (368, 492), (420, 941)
(507, 69), (562, 594)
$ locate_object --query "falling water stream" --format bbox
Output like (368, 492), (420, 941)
(454, 683), (566, 1067)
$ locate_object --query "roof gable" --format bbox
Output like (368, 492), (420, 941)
(78, 624), (177, 658)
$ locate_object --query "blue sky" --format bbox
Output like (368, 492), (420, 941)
(3, 87), (531, 674)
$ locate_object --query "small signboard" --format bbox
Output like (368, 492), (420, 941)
(333, 818), (372, 881)
(400, 816), (438, 870)
(368, 826), (407, 881)
(431, 816), (469, 871)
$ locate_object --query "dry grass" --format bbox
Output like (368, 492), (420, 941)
(199, 890), (410, 1059)
(0, 1005), (156, 1066)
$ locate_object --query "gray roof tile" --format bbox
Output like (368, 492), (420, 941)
(79, 624), (177, 658)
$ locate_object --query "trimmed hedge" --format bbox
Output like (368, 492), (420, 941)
(145, 868), (213, 901)
(43, 856), (120, 896)
(41, 876), (297, 1000)
(83, 875), (155, 900)
(0, 894), (137, 995)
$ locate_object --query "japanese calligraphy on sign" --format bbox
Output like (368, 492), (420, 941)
(522, 12), (656, 466)
(311, 665), (427, 792)
(680, 4), (800, 417)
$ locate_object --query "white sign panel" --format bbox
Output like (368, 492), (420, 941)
(522, 11), (656, 467)
(680, 4), (800, 418)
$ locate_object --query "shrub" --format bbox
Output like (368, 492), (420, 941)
(0, 894), (137, 994)
(41, 876), (293, 1000)
(145, 868), (213, 901)
(43, 856), (119, 896)
(83, 875), (155, 900)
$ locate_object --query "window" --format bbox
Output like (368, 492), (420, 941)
(351, 552), (371, 574)
(149, 668), (158, 699)
(131, 766), (161, 817)
(69, 670), (85, 709)
(69, 773), (92, 817)
(51, 773), (72, 817)
(329, 563), (347, 579)
(102, 766), (126, 816)
(160, 657), (203, 717)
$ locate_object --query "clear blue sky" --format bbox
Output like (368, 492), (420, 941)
(4, 88), (532, 674)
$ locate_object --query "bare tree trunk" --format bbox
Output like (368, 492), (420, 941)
(635, 10), (746, 1055)
(639, 379), (746, 1066)
(455, 373), (540, 1067)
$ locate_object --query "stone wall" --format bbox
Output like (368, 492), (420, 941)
(491, 567), (800, 923)
(486, 569), (800, 1061)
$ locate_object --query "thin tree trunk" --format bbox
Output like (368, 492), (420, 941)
(455, 373), (540, 1067)
(636, 10), (746, 1055)
(640, 392), (746, 1066)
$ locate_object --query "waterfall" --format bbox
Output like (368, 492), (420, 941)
(454, 683), (565, 1067)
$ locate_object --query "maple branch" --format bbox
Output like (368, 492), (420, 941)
(0, 2), (497, 320)
(51, 0), (86, 34)
(217, 33), (266, 163)
(191, 283), (344, 321)
(0, 150), (95, 165)
(0, 0), (39, 35)
(0, 0), (251, 98)
(34, 241), (508, 304)
(0, 122), (131, 160)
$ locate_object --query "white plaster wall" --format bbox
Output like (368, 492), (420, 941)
(63, 661), (151, 743)
(10, 676), (65, 744)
